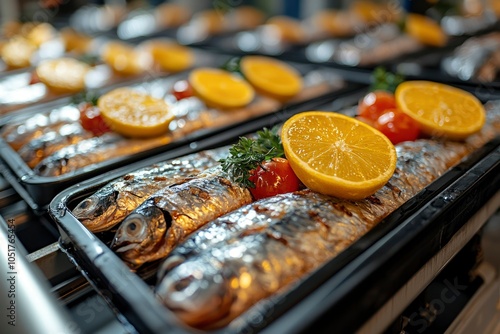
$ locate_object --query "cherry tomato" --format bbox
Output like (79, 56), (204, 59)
(79, 103), (111, 136)
(248, 158), (301, 200)
(358, 90), (397, 121)
(171, 80), (193, 101)
(29, 71), (40, 85)
(376, 109), (420, 145)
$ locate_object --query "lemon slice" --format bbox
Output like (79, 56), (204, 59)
(36, 58), (90, 93)
(405, 14), (448, 47)
(265, 16), (306, 44)
(395, 81), (485, 140)
(26, 23), (56, 47)
(240, 56), (303, 101)
(144, 40), (194, 72)
(189, 68), (255, 109)
(60, 28), (93, 54)
(98, 88), (174, 138)
(1, 37), (36, 68)
(350, 0), (386, 24)
(312, 10), (358, 38)
(155, 3), (191, 28)
(282, 111), (397, 200)
(101, 41), (151, 75)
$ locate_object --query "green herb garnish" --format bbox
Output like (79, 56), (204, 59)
(78, 54), (100, 66)
(370, 67), (404, 93)
(219, 126), (284, 188)
(221, 57), (243, 75)
(71, 90), (100, 106)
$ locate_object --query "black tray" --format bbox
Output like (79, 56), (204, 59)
(48, 93), (500, 334)
(0, 61), (361, 211)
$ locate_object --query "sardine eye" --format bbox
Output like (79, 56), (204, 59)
(36, 164), (47, 174)
(174, 276), (194, 291)
(123, 218), (144, 238)
(78, 198), (93, 210)
(157, 255), (185, 279)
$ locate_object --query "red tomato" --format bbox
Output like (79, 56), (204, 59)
(29, 71), (40, 85)
(358, 90), (397, 121)
(79, 103), (111, 136)
(248, 158), (301, 200)
(171, 80), (193, 101)
(376, 109), (420, 145)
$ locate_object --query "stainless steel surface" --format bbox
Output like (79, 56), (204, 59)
(0, 217), (77, 334)
(0, 182), (130, 333)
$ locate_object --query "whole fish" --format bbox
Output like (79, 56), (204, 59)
(111, 166), (252, 267)
(477, 49), (500, 82)
(442, 32), (500, 81)
(155, 118), (500, 329)
(32, 133), (123, 177)
(1, 106), (81, 150)
(72, 148), (228, 233)
(18, 123), (94, 168)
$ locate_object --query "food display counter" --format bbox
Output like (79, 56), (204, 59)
(0, 1), (499, 334)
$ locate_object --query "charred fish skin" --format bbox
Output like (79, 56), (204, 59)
(18, 123), (94, 168)
(154, 114), (500, 330)
(72, 148), (228, 233)
(112, 166), (252, 267)
(32, 133), (123, 177)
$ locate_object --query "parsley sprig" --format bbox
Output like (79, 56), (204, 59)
(370, 67), (404, 93)
(219, 127), (284, 188)
(71, 90), (100, 106)
(221, 57), (243, 76)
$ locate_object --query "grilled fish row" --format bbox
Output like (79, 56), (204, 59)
(154, 105), (500, 329)
(111, 166), (253, 267)
(72, 147), (229, 233)
(443, 32), (500, 82)
(1, 106), (81, 150)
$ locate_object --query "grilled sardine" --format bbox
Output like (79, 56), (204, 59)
(72, 148), (228, 233)
(111, 166), (252, 267)
(1, 106), (81, 150)
(33, 133), (123, 176)
(18, 123), (93, 168)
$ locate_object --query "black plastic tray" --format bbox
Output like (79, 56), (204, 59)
(48, 92), (500, 334)
(0, 63), (361, 211)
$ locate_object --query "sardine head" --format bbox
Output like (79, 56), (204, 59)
(34, 156), (69, 177)
(111, 203), (168, 264)
(155, 259), (234, 328)
(73, 188), (118, 232)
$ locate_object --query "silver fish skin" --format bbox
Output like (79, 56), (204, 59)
(18, 123), (94, 168)
(72, 148), (228, 233)
(442, 32), (500, 81)
(1, 106), (81, 150)
(155, 123), (499, 329)
(111, 165), (252, 267)
(32, 133), (123, 177)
